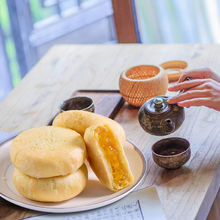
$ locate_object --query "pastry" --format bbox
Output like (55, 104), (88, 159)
(52, 110), (126, 145)
(53, 110), (134, 191)
(13, 165), (88, 202)
(10, 126), (86, 178)
(84, 124), (134, 191)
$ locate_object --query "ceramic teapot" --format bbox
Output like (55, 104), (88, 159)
(138, 96), (185, 136)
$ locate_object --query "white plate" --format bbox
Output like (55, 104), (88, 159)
(0, 139), (146, 213)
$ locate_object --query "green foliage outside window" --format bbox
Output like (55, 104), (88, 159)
(0, 0), (55, 87)
(0, 0), (20, 86)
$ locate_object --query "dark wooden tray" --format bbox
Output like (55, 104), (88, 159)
(71, 90), (124, 119)
(48, 90), (124, 125)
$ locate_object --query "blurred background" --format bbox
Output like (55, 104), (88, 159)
(1, 0), (220, 101)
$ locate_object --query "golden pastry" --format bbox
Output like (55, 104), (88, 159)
(13, 165), (88, 202)
(84, 124), (134, 191)
(53, 110), (133, 191)
(10, 126), (86, 178)
(52, 110), (126, 146)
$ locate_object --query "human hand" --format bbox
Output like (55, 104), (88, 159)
(178, 67), (220, 83)
(167, 68), (220, 111)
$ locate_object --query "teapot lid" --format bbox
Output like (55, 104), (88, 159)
(144, 96), (170, 115)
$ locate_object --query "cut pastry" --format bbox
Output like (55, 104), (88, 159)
(13, 165), (88, 202)
(52, 110), (126, 146)
(84, 124), (134, 191)
(10, 126), (86, 178)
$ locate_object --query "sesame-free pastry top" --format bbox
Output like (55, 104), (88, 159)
(10, 126), (86, 178)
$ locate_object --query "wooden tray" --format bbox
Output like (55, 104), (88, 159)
(71, 90), (124, 119)
(47, 90), (124, 125)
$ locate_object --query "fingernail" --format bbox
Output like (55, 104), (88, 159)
(178, 102), (184, 107)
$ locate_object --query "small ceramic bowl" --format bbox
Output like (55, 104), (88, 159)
(60, 96), (95, 113)
(152, 137), (191, 169)
(48, 96), (95, 125)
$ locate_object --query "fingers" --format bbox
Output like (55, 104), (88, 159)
(177, 98), (211, 108)
(167, 90), (209, 104)
(168, 79), (207, 92)
(178, 68), (212, 83)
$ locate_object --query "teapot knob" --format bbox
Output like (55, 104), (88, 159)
(153, 97), (163, 109)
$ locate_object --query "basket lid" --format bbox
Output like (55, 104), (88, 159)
(160, 60), (188, 70)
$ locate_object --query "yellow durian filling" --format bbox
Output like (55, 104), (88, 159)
(95, 125), (129, 190)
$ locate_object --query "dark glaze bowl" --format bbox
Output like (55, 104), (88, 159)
(152, 137), (191, 169)
(60, 96), (95, 113)
(48, 96), (94, 125)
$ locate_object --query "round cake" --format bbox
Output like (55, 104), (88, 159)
(52, 110), (126, 146)
(13, 165), (88, 202)
(10, 126), (86, 178)
(84, 124), (134, 191)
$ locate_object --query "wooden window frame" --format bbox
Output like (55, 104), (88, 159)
(112, 0), (140, 43)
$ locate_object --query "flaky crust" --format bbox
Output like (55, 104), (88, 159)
(84, 125), (134, 191)
(52, 110), (126, 145)
(84, 126), (112, 190)
(13, 165), (88, 202)
(10, 126), (86, 178)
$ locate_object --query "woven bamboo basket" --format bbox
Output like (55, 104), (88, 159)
(119, 65), (168, 107)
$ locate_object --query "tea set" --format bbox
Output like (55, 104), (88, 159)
(56, 60), (191, 170)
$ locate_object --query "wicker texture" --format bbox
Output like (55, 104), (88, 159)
(119, 65), (168, 107)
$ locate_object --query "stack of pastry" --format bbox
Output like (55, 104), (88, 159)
(52, 110), (134, 192)
(10, 111), (134, 202)
(10, 126), (88, 202)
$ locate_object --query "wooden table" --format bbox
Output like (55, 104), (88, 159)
(0, 44), (220, 220)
